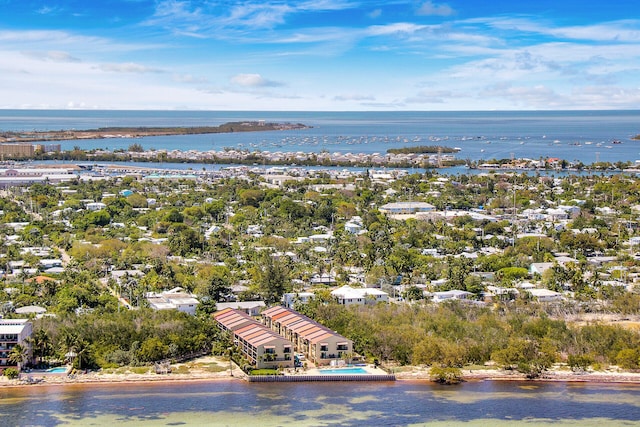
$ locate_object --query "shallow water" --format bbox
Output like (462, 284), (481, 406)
(1, 380), (640, 426)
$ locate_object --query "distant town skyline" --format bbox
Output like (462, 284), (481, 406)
(1, 0), (639, 111)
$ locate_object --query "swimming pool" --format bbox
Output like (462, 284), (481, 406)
(319, 367), (368, 375)
(46, 367), (68, 373)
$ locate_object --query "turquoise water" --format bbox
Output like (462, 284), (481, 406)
(46, 367), (68, 373)
(1, 380), (640, 425)
(1, 110), (640, 163)
(319, 367), (368, 374)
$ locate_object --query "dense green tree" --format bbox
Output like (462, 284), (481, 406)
(138, 337), (169, 362)
(251, 253), (292, 305)
(168, 226), (205, 256)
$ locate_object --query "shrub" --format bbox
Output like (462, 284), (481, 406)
(430, 366), (463, 384)
(4, 368), (19, 379)
(616, 348), (640, 370)
(568, 354), (594, 372)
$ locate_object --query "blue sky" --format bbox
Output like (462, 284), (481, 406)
(1, 0), (639, 110)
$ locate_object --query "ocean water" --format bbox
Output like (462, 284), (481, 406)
(1, 380), (639, 426)
(1, 110), (639, 164)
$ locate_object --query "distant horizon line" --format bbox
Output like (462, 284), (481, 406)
(0, 108), (639, 113)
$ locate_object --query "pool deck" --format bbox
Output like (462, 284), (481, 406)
(20, 366), (72, 380)
(246, 364), (396, 382)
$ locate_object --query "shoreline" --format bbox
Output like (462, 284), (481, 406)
(4, 363), (640, 389)
(0, 122), (310, 144)
(393, 366), (640, 384)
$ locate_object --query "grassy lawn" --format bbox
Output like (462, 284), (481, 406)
(250, 369), (279, 376)
(201, 363), (227, 373)
(101, 366), (153, 375)
(172, 365), (190, 374)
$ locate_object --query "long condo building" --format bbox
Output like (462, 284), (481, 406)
(213, 308), (293, 370)
(261, 306), (353, 366)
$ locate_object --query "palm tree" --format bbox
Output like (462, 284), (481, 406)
(29, 329), (52, 367)
(59, 330), (91, 370)
(59, 330), (79, 366)
(8, 343), (29, 371)
(74, 339), (91, 370)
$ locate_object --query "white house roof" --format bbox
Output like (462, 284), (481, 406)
(217, 301), (266, 310)
(433, 290), (473, 298)
(331, 285), (388, 299)
(0, 319), (30, 334)
(527, 288), (561, 297)
(15, 305), (47, 314)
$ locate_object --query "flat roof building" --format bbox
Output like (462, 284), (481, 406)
(379, 201), (435, 215)
(146, 287), (199, 315)
(0, 319), (32, 372)
(331, 285), (389, 306)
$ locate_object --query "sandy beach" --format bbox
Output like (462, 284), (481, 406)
(3, 356), (640, 388)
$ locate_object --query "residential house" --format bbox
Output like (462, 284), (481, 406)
(217, 301), (266, 316)
(431, 290), (474, 303)
(484, 286), (519, 302)
(39, 259), (63, 270)
(344, 216), (365, 235)
(526, 288), (563, 302)
(546, 208), (568, 221)
(282, 292), (315, 309)
(86, 202), (107, 211)
(557, 205), (581, 218)
(530, 262), (554, 276)
(146, 287), (200, 315)
(379, 201), (435, 215)
(331, 285), (389, 305)
(310, 273), (337, 286)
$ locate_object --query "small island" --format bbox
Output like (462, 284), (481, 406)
(387, 145), (460, 154)
(0, 121), (310, 144)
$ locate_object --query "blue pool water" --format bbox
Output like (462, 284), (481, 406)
(46, 367), (68, 373)
(319, 367), (368, 375)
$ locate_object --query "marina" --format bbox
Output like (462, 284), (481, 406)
(1, 110), (639, 165)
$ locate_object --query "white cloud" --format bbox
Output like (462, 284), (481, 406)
(474, 17), (640, 43)
(333, 94), (375, 101)
(405, 89), (457, 104)
(297, 0), (358, 11)
(174, 74), (209, 84)
(367, 23), (428, 36)
(146, 0), (359, 35)
(480, 83), (562, 108)
(230, 73), (283, 87)
(225, 3), (293, 30)
(98, 63), (163, 73)
(368, 9), (382, 19)
(0, 30), (164, 55)
(36, 5), (62, 15)
(22, 50), (81, 63)
(416, 1), (455, 17)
